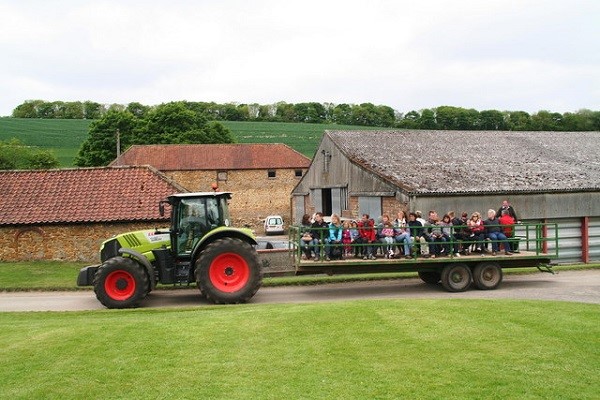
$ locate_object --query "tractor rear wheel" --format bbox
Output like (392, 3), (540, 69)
(93, 256), (149, 309)
(196, 238), (262, 304)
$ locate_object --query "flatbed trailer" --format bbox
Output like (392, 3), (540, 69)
(289, 222), (558, 292)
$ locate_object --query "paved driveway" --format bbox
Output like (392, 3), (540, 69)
(0, 269), (598, 312)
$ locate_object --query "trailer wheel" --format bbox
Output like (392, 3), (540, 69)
(441, 263), (472, 292)
(473, 262), (503, 290)
(418, 271), (441, 284)
(196, 238), (262, 304)
(93, 256), (149, 309)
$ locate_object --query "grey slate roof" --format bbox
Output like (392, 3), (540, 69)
(327, 130), (600, 194)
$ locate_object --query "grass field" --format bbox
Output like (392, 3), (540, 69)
(221, 120), (389, 158)
(0, 299), (598, 399)
(0, 118), (91, 166)
(0, 118), (388, 167)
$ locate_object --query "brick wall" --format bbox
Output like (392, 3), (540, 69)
(0, 222), (164, 262)
(382, 197), (408, 218)
(165, 168), (304, 230)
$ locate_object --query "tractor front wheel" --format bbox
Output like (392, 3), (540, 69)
(93, 256), (149, 309)
(196, 238), (262, 304)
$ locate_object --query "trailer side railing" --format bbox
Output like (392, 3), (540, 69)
(288, 222), (559, 266)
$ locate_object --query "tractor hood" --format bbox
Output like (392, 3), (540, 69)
(100, 229), (171, 262)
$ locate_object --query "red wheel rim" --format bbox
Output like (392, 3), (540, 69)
(208, 252), (250, 293)
(105, 270), (136, 300)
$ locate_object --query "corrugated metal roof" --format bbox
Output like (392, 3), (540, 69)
(110, 143), (311, 171)
(0, 166), (187, 225)
(327, 130), (600, 194)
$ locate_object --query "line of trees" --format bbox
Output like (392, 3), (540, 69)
(12, 100), (600, 131)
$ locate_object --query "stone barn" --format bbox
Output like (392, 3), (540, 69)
(292, 130), (600, 263)
(110, 143), (311, 229)
(0, 166), (187, 262)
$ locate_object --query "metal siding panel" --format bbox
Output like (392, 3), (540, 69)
(331, 188), (342, 215)
(545, 218), (582, 264)
(589, 217), (600, 261)
(294, 196), (305, 224)
(359, 197), (381, 219)
(311, 189), (322, 214)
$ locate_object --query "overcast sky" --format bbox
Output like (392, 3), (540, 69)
(1, 0), (598, 117)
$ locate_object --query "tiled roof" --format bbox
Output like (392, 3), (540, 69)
(110, 143), (311, 171)
(327, 130), (600, 194)
(0, 166), (188, 225)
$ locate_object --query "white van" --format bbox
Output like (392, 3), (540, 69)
(264, 215), (285, 235)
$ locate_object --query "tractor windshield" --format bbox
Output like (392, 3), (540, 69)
(176, 197), (226, 254)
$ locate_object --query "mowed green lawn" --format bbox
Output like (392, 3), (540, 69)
(0, 299), (598, 399)
(0, 118), (389, 166)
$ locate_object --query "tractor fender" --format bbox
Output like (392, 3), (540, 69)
(191, 227), (258, 262)
(118, 248), (156, 290)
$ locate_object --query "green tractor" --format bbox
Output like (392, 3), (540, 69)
(77, 192), (262, 308)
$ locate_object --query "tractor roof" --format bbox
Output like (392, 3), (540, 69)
(167, 192), (232, 200)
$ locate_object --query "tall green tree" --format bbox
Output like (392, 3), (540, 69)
(83, 101), (104, 119)
(74, 110), (140, 167)
(139, 102), (207, 144)
(420, 109), (437, 129)
(126, 102), (150, 118)
(479, 110), (506, 130)
(12, 100), (45, 118)
(75, 102), (234, 166)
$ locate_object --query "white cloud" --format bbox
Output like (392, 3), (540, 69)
(0, 0), (598, 116)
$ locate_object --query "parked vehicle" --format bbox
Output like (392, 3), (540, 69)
(77, 192), (262, 308)
(264, 215), (285, 235)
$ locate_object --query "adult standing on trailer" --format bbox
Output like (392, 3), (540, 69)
(497, 200), (519, 222)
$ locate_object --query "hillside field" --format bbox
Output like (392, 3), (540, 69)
(0, 118), (389, 166)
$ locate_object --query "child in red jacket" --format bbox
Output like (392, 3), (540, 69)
(357, 214), (376, 260)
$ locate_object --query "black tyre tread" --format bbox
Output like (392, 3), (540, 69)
(418, 271), (441, 284)
(196, 237), (262, 304)
(472, 262), (503, 290)
(93, 256), (149, 309)
(440, 263), (472, 292)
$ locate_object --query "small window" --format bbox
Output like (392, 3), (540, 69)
(295, 169), (303, 177)
(268, 170), (276, 178)
(217, 171), (228, 181)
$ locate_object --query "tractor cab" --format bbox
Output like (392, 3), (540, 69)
(163, 192), (233, 257)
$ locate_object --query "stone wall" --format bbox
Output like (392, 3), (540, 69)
(0, 222), (164, 262)
(165, 168), (304, 230)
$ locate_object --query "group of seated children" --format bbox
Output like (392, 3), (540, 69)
(299, 203), (518, 261)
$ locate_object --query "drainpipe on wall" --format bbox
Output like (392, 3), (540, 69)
(581, 216), (590, 264)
